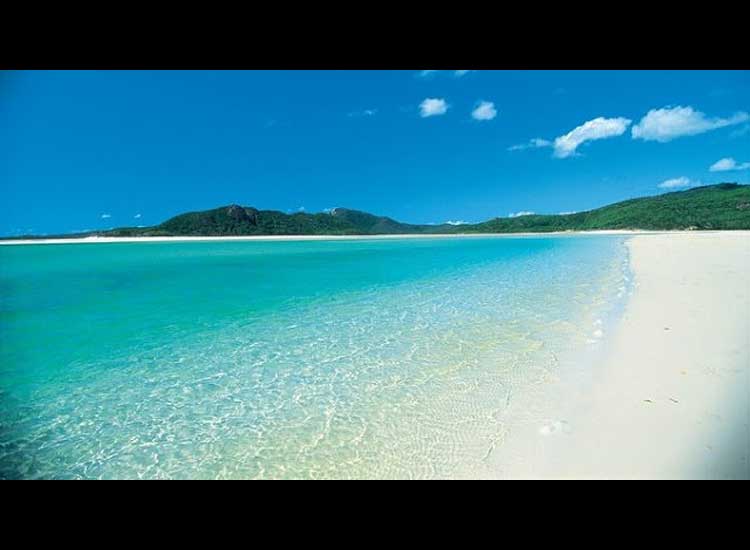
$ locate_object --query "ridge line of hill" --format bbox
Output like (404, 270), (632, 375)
(5, 183), (750, 240)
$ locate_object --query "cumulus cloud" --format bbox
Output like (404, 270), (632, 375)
(709, 157), (750, 172)
(101, 214), (111, 219)
(134, 213), (142, 219)
(658, 177), (700, 189)
(632, 106), (750, 142)
(471, 100), (497, 121)
(559, 211), (578, 216)
(553, 117), (632, 158)
(445, 220), (469, 226)
(508, 138), (551, 151)
(419, 98), (448, 118)
(454, 70), (473, 77)
(509, 211), (536, 218)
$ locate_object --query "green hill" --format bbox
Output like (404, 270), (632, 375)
(155, 205), (358, 236)
(5, 183), (750, 240)
(465, 183), (750, 233)
(329, 208), (425, 234)
(105, 205), (451, 237)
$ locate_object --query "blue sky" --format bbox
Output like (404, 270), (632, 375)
(1, 70), (749, 235)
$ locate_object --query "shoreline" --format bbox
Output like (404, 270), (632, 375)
(0, 230), (732, 246)
(497, 231), (750, 479)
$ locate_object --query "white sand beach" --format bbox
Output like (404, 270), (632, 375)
(503, 232), (750, 479)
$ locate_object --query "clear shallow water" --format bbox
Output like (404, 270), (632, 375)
(0, 236), (628, 479)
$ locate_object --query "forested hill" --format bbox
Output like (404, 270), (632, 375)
(462, 183), (750, 233)
(102, 205), (451, 237)
(5, 183), (750, 240)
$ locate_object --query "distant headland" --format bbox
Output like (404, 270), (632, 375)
(4, 183), (750, 241)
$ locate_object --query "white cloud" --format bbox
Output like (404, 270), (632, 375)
(471, 101), (497, 121)
(419, 98), (448, 118)
(509, 211), (536, 218)
(709, 157), (750, 172)
(134, 213), (142, 219)
(101, 214), (111, 219)
(418, 70), (474, 78)
(559, 211), (578, 216)
(658, 177), (700, 189)
(632, 106), (750, 142)
(348, 108), (377, 117)
(553, 117), (632, 158)
(508, 138), (551, 151)
(445, 220), (469, 225)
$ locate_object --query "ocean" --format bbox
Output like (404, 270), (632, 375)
(0, 235), (630, 479)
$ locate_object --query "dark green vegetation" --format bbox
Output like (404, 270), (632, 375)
(96, 205), (458, 237)
(101, 206), (453, 237)
(464, 183), (750, 233)
(5, 184), (750, 240)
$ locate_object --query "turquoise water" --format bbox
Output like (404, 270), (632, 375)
(0, 236), (629, 479)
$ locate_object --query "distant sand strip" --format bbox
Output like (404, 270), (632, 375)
(0, 230), (707, 246)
